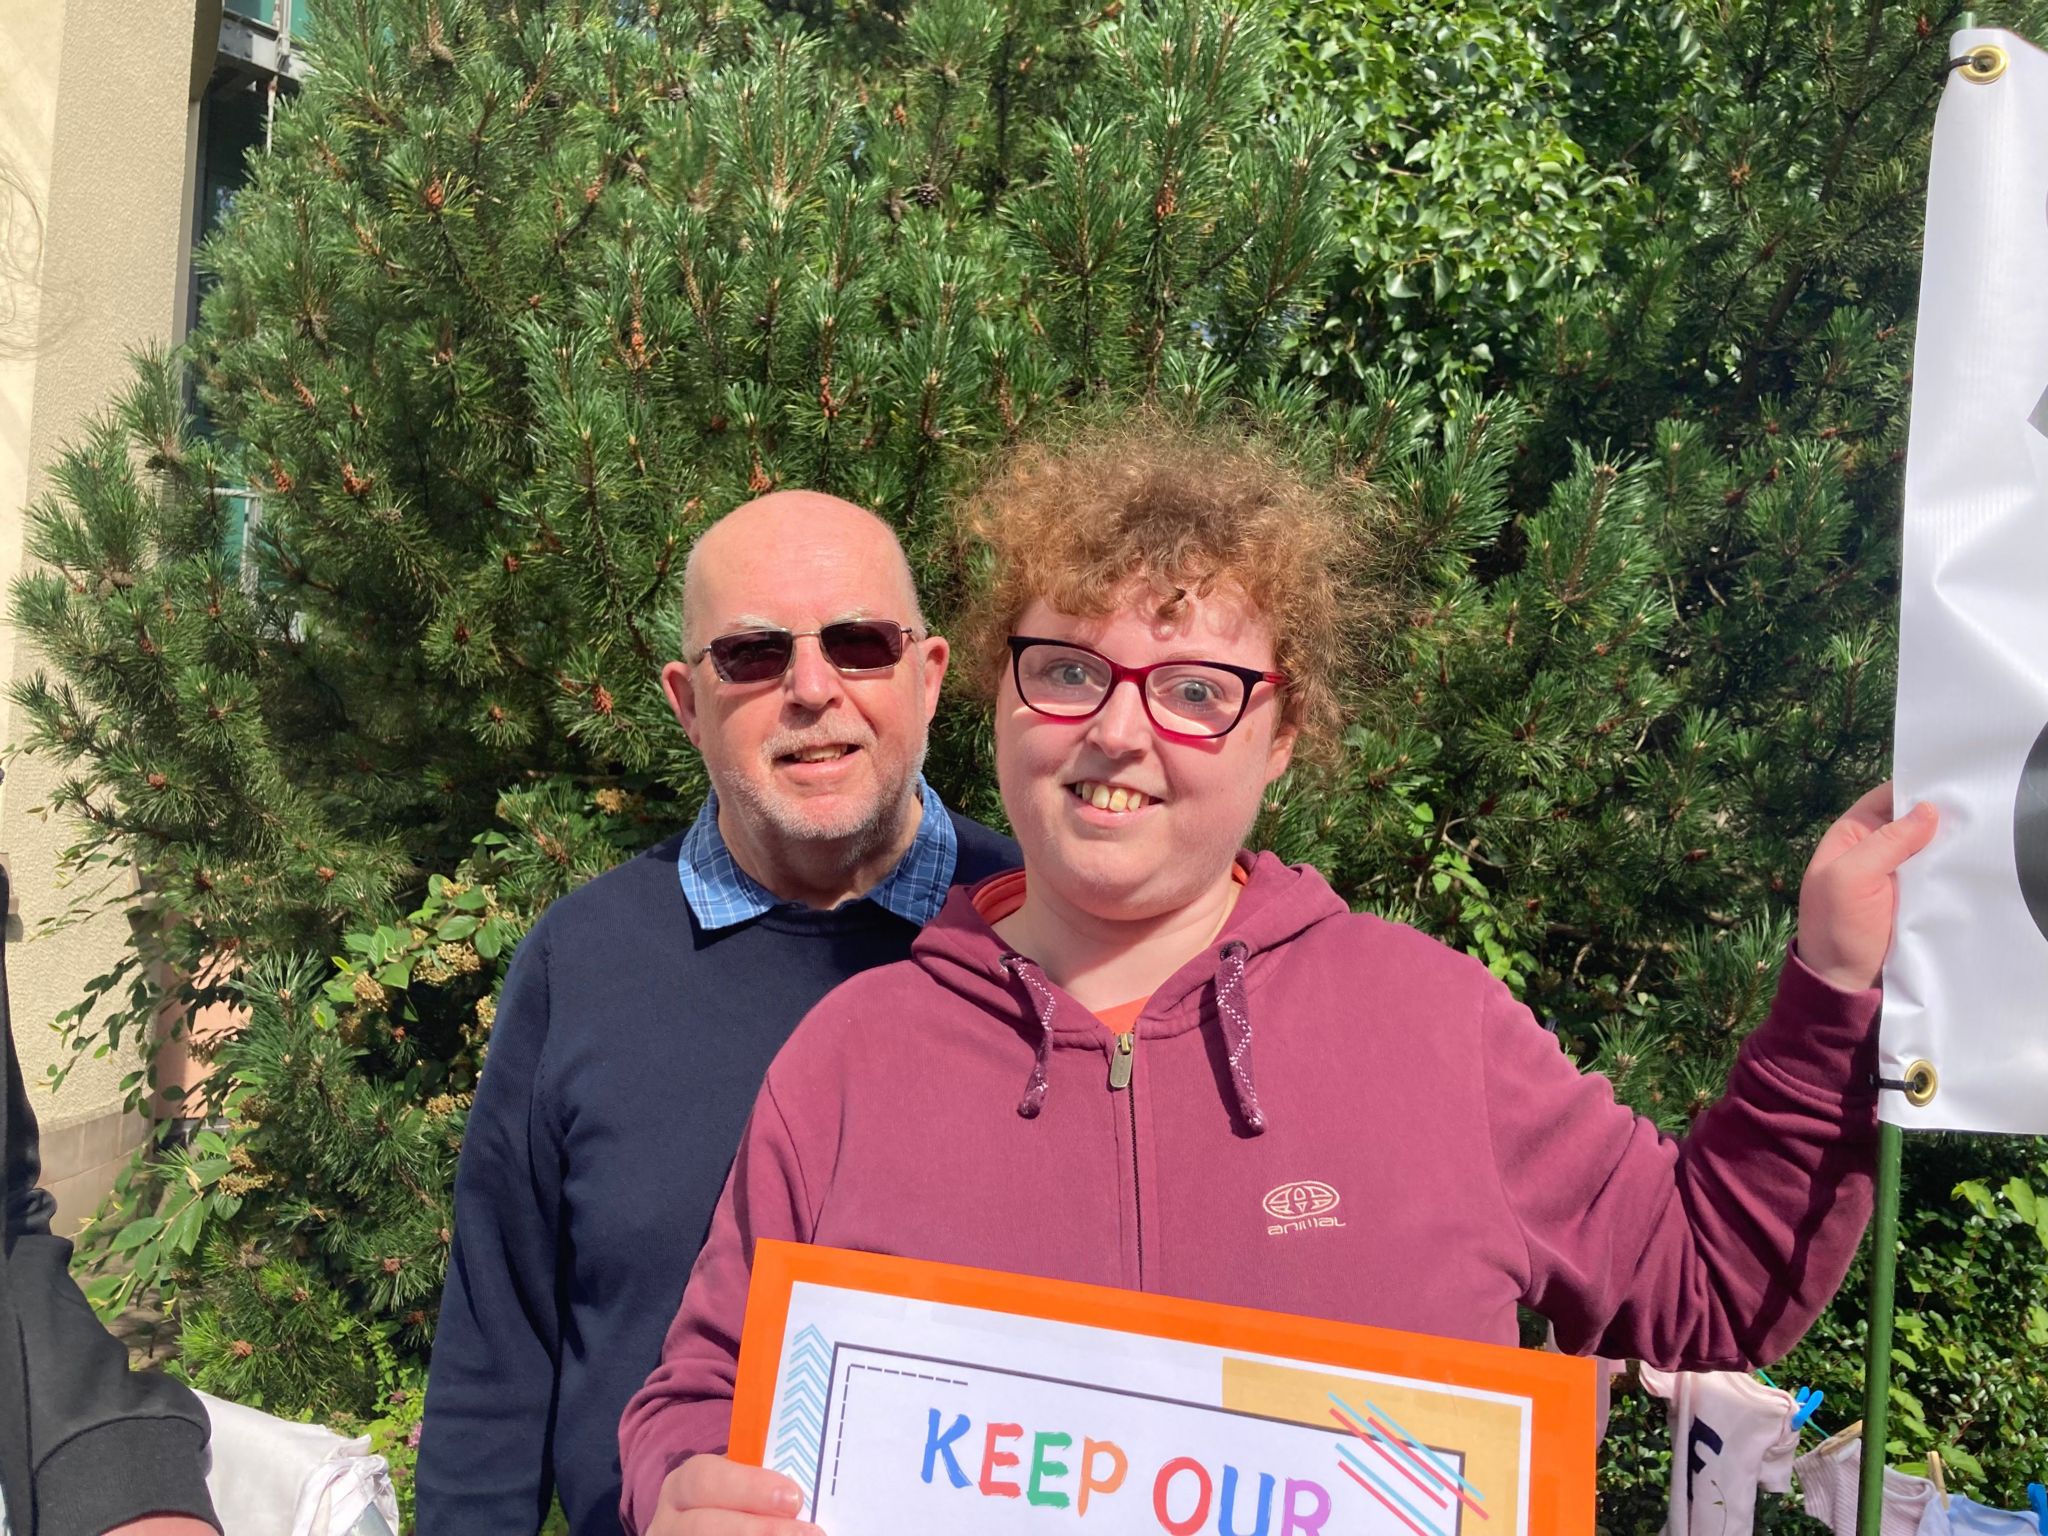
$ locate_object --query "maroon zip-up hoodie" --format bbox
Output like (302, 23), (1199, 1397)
(620, 853), (1878, 1532)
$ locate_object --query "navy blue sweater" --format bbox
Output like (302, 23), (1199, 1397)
(415, 813), (1016, 1535)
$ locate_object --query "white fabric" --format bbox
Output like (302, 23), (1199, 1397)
(1794, 1440), (1954, 1536)
(1946, 1495), (2040, 1534)
(198, 1390), (398, 1536)
(290, 1454), (398, 1536)
(1885, 24), (2048, 1135)
(1639, 1367), (1800, 1534)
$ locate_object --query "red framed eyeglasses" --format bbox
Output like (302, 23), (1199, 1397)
(1007, 636), (1287, 742)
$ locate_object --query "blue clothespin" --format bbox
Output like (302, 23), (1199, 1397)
(1789, 1387), (1824, 1431)
(2024, 1480), (2045, 1535)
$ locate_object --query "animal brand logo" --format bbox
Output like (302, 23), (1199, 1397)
(1262, 1180), (1345, 1235)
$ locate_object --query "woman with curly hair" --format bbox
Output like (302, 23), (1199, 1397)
(619, 423), (1934, 1536)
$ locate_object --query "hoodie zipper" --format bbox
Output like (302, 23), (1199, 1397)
(1108, 1031), (1143, 1282)
(1108, 1031), (1134, 1090)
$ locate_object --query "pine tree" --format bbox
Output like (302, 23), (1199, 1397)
(17, 0), (1346, 1428)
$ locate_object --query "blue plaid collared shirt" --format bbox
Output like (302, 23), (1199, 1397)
(676, 776), (961, 930)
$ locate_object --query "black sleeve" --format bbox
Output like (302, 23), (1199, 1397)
(2, 868), (220, 1536)
(415, 917), (563, 1535)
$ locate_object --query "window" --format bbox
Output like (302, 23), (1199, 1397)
(223, 0), (315, 40)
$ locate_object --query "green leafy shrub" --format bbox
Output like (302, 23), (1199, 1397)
(1276, 0), (1637, 384)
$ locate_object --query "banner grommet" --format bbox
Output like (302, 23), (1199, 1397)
(1904, 1059), (1939, 1106)
(1873, 1059), (1939, 1105)
(1955, 45), (2009, 82)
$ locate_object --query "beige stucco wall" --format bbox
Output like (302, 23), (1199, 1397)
(1, 0), (204, 1229)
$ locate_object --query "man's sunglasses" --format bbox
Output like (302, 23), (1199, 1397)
(690, 620), (918, 684)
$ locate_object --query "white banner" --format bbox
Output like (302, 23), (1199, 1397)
(1885, 27), (2048, 1133)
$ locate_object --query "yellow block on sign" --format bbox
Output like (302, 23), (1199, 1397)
(1221, 1356), (1529, 1533)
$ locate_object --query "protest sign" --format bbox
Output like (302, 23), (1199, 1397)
(1885, 26), (2048, 1134)
(730, 1242), (1595, 1536)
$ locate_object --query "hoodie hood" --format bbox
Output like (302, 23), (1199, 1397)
(908, 851), (1353, 1131)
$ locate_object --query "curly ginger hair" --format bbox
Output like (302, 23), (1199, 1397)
(951, 420), (1380, 770)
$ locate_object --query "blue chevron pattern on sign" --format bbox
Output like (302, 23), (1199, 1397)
(771, 1325), (833, 1510)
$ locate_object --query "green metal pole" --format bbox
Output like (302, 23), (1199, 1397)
(1856, 1118), (1905, 1536)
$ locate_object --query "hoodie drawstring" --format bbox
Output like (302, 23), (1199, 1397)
(1005, 956), (1058, 1119)
(1215, 939), (1266, 1134)
(1003, 944), (1266, 1134)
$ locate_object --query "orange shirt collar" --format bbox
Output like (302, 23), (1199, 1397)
(969, 863), (1248, 1032)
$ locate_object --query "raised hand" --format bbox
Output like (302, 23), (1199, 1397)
(1795, 782), (1939, 993)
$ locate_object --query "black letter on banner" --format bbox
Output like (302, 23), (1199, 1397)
(2018, 721), (2048, 942)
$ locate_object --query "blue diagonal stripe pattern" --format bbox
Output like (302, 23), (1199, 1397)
(770, 1325), (833, 1511)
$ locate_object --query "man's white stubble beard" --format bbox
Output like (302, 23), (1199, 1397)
(722, 735), (930, 868)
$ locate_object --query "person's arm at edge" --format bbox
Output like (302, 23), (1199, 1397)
(617, 1073), (819, 1536)
(415, 918), (564, 1535)
(4, 921), (219, 1536)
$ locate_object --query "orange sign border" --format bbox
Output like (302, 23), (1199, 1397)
(730, 1240), (1596, 1532)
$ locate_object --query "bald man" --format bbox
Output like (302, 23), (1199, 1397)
(416, 494), (1016, 1536)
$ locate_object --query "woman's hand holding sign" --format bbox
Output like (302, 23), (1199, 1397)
(1796, 783), (1939, 993)
(650, 1454), (824, 1536)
